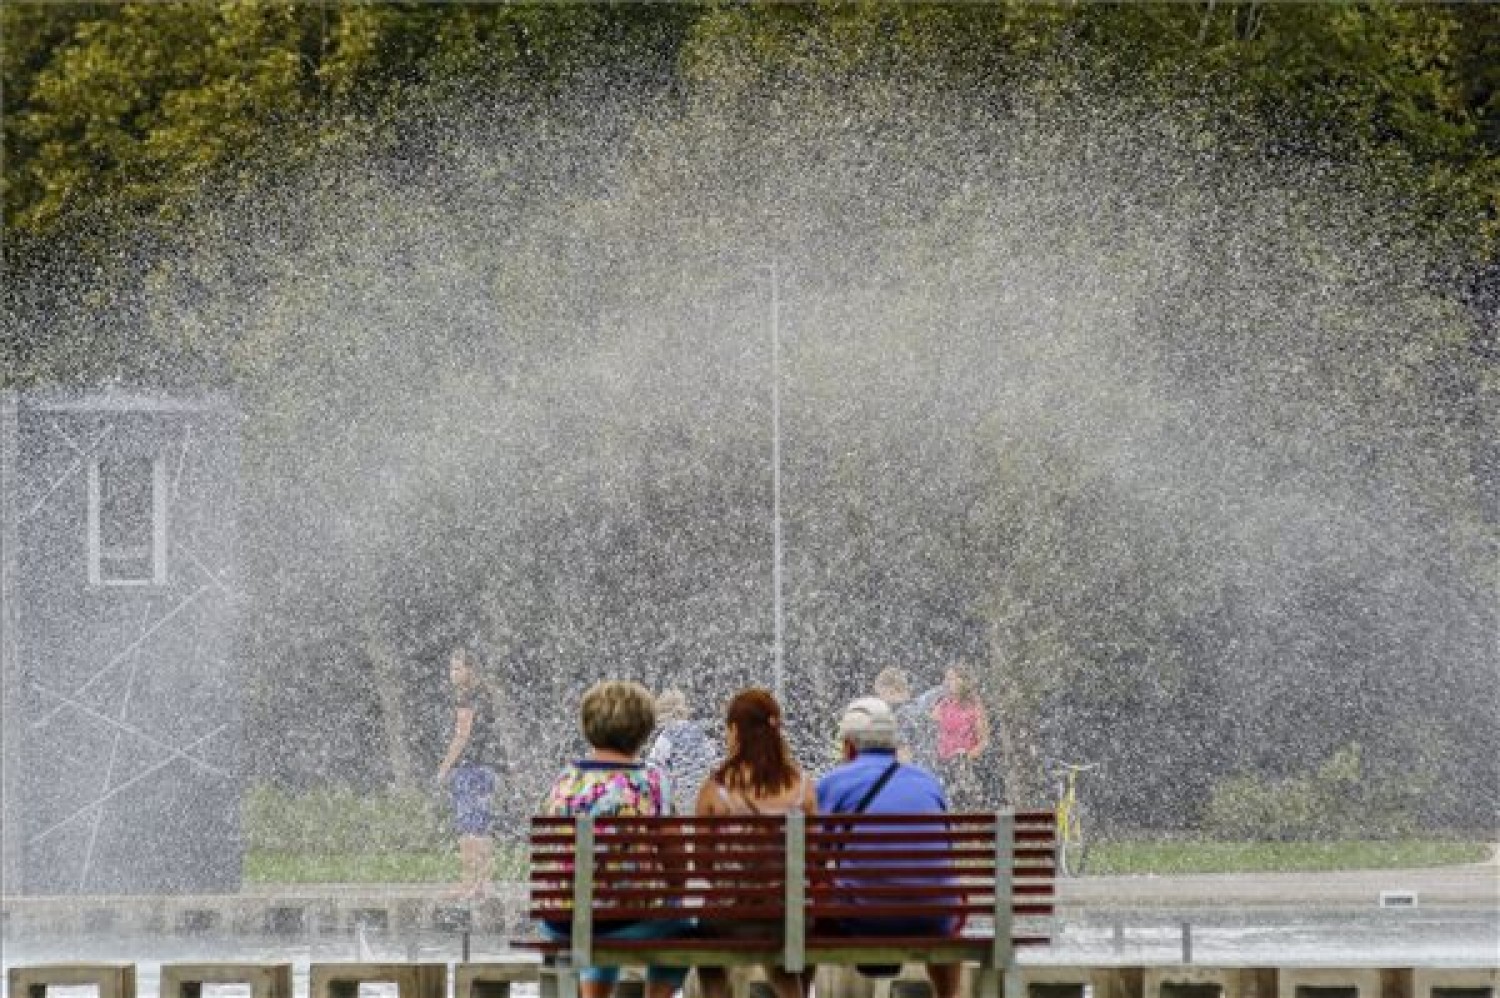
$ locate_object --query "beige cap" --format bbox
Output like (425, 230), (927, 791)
(838, 696), (898, 749)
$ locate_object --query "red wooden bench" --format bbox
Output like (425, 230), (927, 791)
(521, 810), (1057, 998)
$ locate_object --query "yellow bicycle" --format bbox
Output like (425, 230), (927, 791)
(1049, 760), (1097, 877)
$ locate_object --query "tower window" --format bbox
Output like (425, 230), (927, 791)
(87, 456), (167, 585)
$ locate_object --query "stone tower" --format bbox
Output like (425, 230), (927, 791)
(1, 390), (241, 894)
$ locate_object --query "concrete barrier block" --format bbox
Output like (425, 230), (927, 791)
(159, 964), (292, 998)
(1277, 968), (1385, 998)
(309, 964), (447, 998)
(1412, 969), (1498, 998)
(819, 964), (948, 998)
(454, 963), (542, 998)
(1146, 968), (1276, 998)
(1021, 967), (1144, 998)
(815, 967), (875, 998)
(9, 964), (137, 998)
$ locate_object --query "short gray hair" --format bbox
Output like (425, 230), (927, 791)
(838, 696), (898, 751)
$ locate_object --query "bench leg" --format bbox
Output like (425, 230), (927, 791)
(1002, 968), (1021, 998)
(975, 967), (1001, 998)
(542, 962), (579, 998)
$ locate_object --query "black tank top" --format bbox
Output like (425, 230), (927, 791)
(456, 684), (502, 768)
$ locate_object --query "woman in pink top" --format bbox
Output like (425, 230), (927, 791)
(931, 666), (990, 809)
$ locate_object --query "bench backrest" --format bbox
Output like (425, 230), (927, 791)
(529, 809), (1056, 970)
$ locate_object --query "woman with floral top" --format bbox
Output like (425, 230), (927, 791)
(540, 679), (690, 998)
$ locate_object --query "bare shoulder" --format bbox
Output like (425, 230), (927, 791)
(694, 777), (725, 815)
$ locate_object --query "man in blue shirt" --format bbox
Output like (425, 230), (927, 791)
(816, 697), (961, 998)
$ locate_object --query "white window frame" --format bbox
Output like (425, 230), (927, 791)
(87, 454), (168, 586)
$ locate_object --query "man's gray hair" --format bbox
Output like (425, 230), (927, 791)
(838, 696), (899, 750)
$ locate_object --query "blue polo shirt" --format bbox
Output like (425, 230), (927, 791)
(815, 748), (958, 936)
(817, 748), (948, 815)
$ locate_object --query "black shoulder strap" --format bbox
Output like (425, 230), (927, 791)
(851, 760), (901, 814)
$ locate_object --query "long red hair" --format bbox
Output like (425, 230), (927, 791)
(712, 688), (799, 797)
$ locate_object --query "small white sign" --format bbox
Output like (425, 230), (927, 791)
(1379, 889), (1419, 908)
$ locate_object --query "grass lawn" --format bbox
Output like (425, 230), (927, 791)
(1087, 839), (1492, 875)
(245, 840), (1491, 883)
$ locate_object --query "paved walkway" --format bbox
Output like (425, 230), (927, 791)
(5, 857), (1496, 941)
(1060, 858), (1499, 908)
(221, 859), (1499, 907)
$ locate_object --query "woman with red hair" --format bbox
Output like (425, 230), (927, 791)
(694, 688), (817, 998)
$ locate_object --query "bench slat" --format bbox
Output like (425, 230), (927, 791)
(810, 822), (1056, 840)
(810, 822), (1008, 840)
(532, 816), (783, 830)
(807, 902), (1055, 918)
(530, 905), (786, 921)
(809, 812), (1055, 826)
(804, 937), (1051, 960)
(805, 847), (1039, 862)
(804, 846), (1026, 858)
(523, 936), (1051, 955)
(518, 939), (780, 955)
(534, 833), (788, 848)
(531, 886), (784, 901)
(806, 885), (1050, 899)
(532, 812), (1053, 827)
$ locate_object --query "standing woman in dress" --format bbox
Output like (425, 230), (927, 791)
(931, 665), (990, 810)
(436, 646), (501, 899)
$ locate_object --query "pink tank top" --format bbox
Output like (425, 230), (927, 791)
(935, 698), (983, 760)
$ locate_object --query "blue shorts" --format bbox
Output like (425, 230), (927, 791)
(450, 763), (496, 836)
(541, 919), (694, 986)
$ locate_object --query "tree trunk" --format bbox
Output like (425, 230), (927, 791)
(364, 622), (416, 791)
(991, 680), (1043, 807)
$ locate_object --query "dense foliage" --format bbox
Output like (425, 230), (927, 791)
(3, 3), (1495, 837)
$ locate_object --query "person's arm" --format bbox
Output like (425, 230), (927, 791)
(436, 706), (474, 784)
(970, 705), (990, 759)
(646, 731), (673, 767)
(914, 685), (944, 711)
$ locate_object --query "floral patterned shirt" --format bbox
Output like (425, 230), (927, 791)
(539, 759), (671, 929)
(543, 759), (670, 818)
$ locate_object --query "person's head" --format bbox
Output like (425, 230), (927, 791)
(656, 688), (689, 723)
(873, 667), (911, 705)
(449, 646), (482, 689)
(945, 665), (978, 703)
(714, 688), (798, 796)
(579, 680), (657, 756)
(837, 696), (898, 758)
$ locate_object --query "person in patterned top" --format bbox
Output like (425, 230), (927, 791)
(540, 679), (690, 998)
(646, 688), (720, 814)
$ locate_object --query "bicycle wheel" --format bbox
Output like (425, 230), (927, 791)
(1059, 803), (1088, 877)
